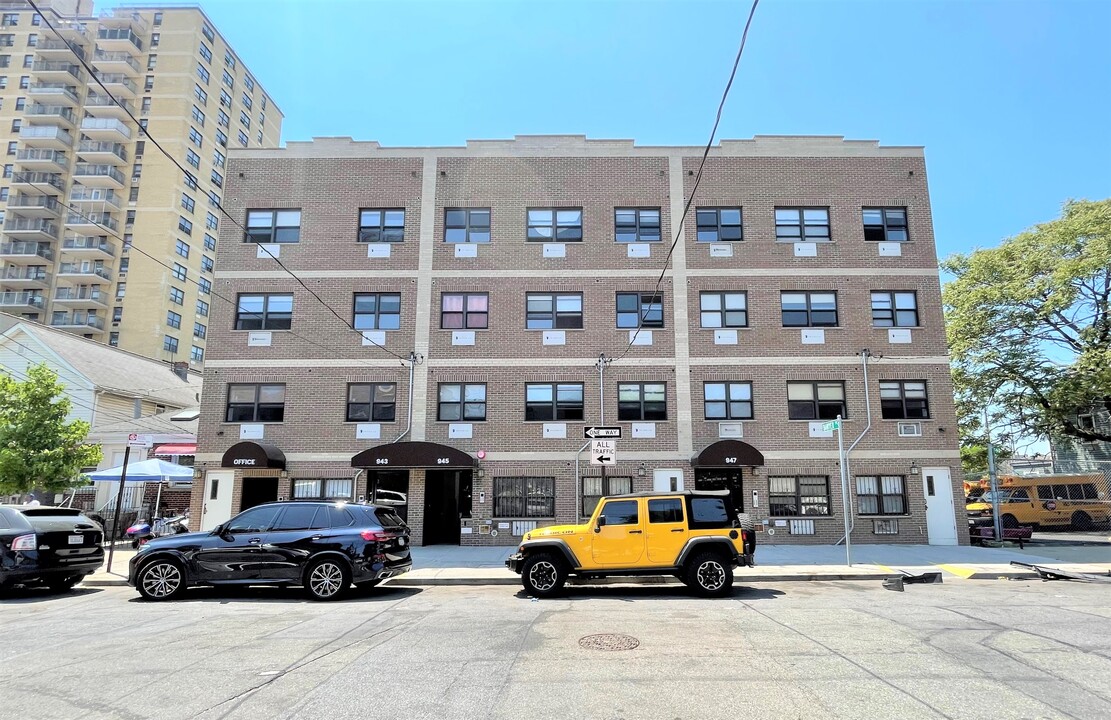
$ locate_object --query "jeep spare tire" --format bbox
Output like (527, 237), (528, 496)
(521, 552), (567, 598)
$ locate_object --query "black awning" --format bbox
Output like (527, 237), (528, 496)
(692, 440), (765, 468)
(221, 441), (287, 470)
(352, 441), (475, 469)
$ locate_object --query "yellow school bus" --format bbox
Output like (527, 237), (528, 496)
(966, 473), (1110, 530)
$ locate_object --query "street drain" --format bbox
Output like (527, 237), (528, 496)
(578, 633), (640, 651)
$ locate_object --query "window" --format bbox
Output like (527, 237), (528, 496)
(245, 209), (300, 243)
(196, 299), (209, 317)
(189, 345), (203, 363)
(191, 105), (205, 126)
(775, 207), (830, 242)
(581, 475), (632, 517)
(116, 282), (126, 299)
(616, 292), (663, 328)
(242, 92), (253, 109)
(220, 90), (231, 108)
(600, 499), (639, 526)
(17, 75), (26, 89)
(209, 191), (220, 208)
(222, 69), (234, 89)
(438, 383), (486, 421)
(239, 111), (250, 129)
(614, 207), (661, 242)
(144, 75), (154, 92)
(199, 42), (211, 62)
(146, 54), (157, 71)
(201, 255), (213, 273)
(291, 480), (354, 503)
(163, 335), (178, 354)
(171, 263), (187, 281)
(787, 381), (846, 420)
(211, 170), (222, 188)
(0, 33), (11, 47)
(178, 216), (193, 235)
(113, 306), (123, 322)
(879, 381), (930, 419)
(526, 293), (582, 329)
(699, 292), (747, 328)
(181, 193), (195, 213)
(856, 475), (907, 515)
(525, 383), (584, 421)
(237, 130), (248, 147)
(4, 141), (12, 155)
(2, 163), (10, 178)
(648, 498), (684, 524)
(204, 233), (216, 251)
(188, 127), (202, 147)
(123, 235), (133, 252)
(1, 14), (16, 26)
(168, 287), (184, 305)
(23, 54), (33, 69)
(153, 12), (162, 25)
(109, 332), (119, 347)
(358, 209), (404, 242)
(353, 292), (401, 330)
(206, 212), (218, 230)
(703, 382), (753, 420)
(213, 149), (225, 168)
(216, 130), (227, 147)
(346, 383), (396, 422)
(14, 96), (23, 110)
(194, 84), (207, 105)
(526, 208), (582, 242)
(781, 291), (838, 327)
(244, 74), (255, 91)
(198, 278), (210, 295)
(202, 23), (214, 42)
(440, 292), (488, 329)
(196, 62), (209, 84)
(193, 322), (206, 339)
(863, 208), (908, 242)
(225, 383), (285, 423)
(183, 172), (197, 189)
(128, 187), (139, 202)
(696, 207), (743, 241)
(166, 310), (181, 329)
(148, 32), (159, 47)
(494, 477), (554, 518)
(769, 476), (830, 516)
(132, 162), (143, 180)
(871, 291), (919, 327)
(256, 130), (263, 145)
(444, 208), (491, 243)
(618, 382), (666, 421)
(26, 33), (36, 47)
(225, 52), (235, 69)
(235, 293), (293, 330)
(11, 119), (20, 132)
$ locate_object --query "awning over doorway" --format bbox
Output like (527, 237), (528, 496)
(221, 441), (287, 470)
(692, 439), (765, 467)
(352, 441), (476, 469)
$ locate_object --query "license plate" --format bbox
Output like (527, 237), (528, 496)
(68, 534), (83, 545)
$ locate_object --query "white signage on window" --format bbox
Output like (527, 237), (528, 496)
(542, 330), (565, 346)
(627, 243), (651, 258)
(239, 424), (264, 440)
(793, 242), (817, 257)
(709, 243), (733, 258)
(878, 242), (903, 257)
(247, 331), (272, 347)
(801, 328), (825, 344)
(808, 422), (833, 438)
(356, 423), (381, 440)
(454, 244), (478, 258)
(888, 328), (912, 344)
(366, 244), (391, 258)
(256, 243), (280, 259)
(631, 422), (656, 439)
(718, 422), (743, 439)
(714, 329), (738, 345)
(361, 330), (386, 346)
(542, 243), (566, 258)
(629, 330), (653, 346)
(448, 423), (473, 439)
(543, 423), (567, 439)
(451, 330), (475, 346)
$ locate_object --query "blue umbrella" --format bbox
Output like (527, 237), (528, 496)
(85, 458), (194, 483)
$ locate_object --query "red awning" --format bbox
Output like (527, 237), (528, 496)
(152, 444), (197, 456)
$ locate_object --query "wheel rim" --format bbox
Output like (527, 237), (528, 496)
(310, 562), (344, 597)
(142, 563), (181, 598)
(696, 560), (726, 591)
(528, 561), (558, 591)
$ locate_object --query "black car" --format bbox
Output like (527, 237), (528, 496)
(128, 501), (412, 601)
(0, 505), (105, 593)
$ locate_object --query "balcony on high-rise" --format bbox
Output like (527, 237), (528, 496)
(27, 82), (80, 106)
(0, 291), (46, 311)
(69, 187), (122, 210)
(0, 242), (54, 264)
(57, 262), (113, 282)
(89, 73), (138, 100)
(50, 311), (106, 333)
(7, 194), (62, 218)
(84, 93), (133, 121)
(65, 212), (118, 233)
(15, 149), (67, 172)
(96, 24), (145, 53)
(79, 117), (132, 142)
(31, 60), (84, 83)
(76, 141), (128, 165)
(0, 266), (51, 290)
(92, 50), (141, 77)
(26, 103), (79, 129)
(54, 286), (109, 308)
(72, 163), (125, 189)
(3, 218), (59, 242)
(35, 37), (87, 60)
(18, 125), (74, 150)
(62, 235), (117, 258)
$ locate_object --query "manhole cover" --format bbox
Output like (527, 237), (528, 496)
(578, 633), (640, 651)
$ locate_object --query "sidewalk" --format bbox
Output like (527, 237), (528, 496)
(82, 542), (1111, 588)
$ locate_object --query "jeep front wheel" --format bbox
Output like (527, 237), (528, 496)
(686, 551), (733, 598)
(521, 552), (566, 598)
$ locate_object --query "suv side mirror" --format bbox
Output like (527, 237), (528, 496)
(211, 523), (224, 535)
(595, 515), (606, 532)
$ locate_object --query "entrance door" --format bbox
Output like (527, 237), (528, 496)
(201, 470), (234, 531)
(423, 470), (472, 545)
(240, 477), (279, 512)
(653, 469), (684, 493)
(695, 468), (745, 513)
(923, 467), (958, 545)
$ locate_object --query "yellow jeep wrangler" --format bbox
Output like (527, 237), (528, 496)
(505, 490), (756, 598)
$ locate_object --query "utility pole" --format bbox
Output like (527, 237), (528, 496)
(597, 353), (611, 493)
(106, 444), (131, 574)
(984, 406), (1002, 541)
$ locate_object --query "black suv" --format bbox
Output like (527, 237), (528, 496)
(0, 505), (104, 593)
(128, 501), (411, 601)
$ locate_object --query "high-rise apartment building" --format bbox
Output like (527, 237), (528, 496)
(0, 0), (282, 366)
(191, 134), (964, 548)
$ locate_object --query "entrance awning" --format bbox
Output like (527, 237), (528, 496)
(352, 441), (475, 469)
(692, 440), (765, 467)
(221, 441), (287, 470)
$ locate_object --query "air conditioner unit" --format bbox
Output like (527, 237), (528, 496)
(898, 422), (922, 437)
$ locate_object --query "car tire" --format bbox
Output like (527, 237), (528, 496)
(685, 551), (733, 598)
(521, 552), (567, 598)
(47, 576), (79, 593)
(1071, 511), (1093, 531)
(136, 558), (187, 601)
(304, 557), (350, 601)
(1001, 514), (1018, 529)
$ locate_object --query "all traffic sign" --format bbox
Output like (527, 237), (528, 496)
(821, 420), (840, 431)
(584, 426), (621, 439)
(590, 439), (616, 466)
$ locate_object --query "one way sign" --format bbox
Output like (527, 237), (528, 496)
(590, 439), (616, 466)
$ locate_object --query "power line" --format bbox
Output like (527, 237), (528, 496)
(613, 0), (761, 362)
(23, 0), (410, 364)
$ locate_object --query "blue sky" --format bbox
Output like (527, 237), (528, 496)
(123, 0), (1109, 260)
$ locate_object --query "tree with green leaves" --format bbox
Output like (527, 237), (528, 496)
(0, 363), (102, 495)
(943, 198), (1111, 459)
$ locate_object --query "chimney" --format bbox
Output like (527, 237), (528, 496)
(171, 361), (190, 382)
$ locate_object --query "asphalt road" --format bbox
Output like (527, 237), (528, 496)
(2, 579), (1110, 720)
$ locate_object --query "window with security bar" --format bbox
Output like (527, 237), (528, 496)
(581, 475), (633, 518)
(493, 477), (554, 518)
(769, 475), (830, 516)
(856, 475), (907, 515)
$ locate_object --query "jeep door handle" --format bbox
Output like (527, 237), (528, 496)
(248, 537), (262, 544)
(628, 530), (642, 534)
(671, 528), (685, 533)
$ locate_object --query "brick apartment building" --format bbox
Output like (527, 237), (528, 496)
(190, 134), (964, 547)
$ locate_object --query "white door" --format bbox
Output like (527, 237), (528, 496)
(923, 467), (958, 545)
(201, 470), (234, 531)
(653, 469), (684, 493)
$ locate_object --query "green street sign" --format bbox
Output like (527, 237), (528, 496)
(822, 420), (840, 431)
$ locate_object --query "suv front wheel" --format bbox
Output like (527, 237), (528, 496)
(686, 551), (734, 598)
(521, 552), (567, 598)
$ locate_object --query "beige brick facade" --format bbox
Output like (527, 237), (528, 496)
(192, 135), (964, 547)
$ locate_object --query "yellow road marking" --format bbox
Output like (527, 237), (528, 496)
(874, 564), (898, 574)
(935, 563), (976, 579)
